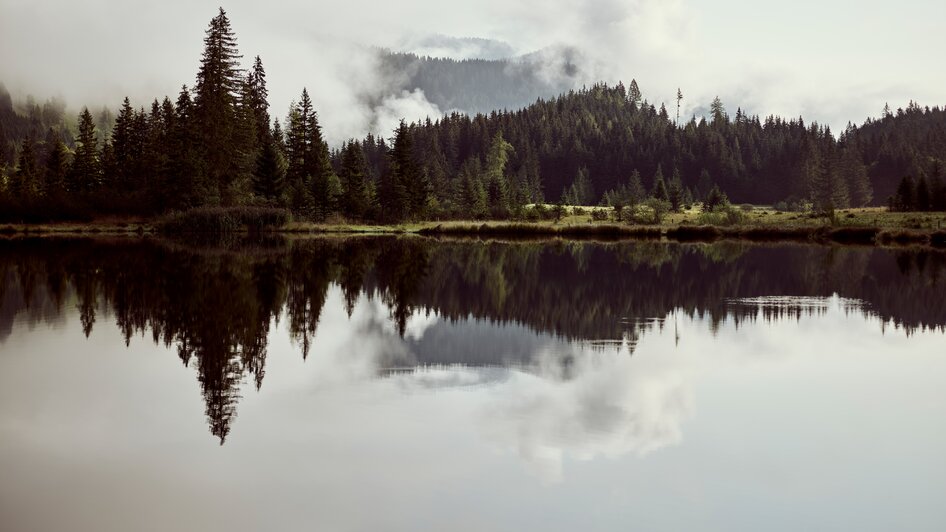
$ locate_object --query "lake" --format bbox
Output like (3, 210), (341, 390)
(1, 236), (945, 531)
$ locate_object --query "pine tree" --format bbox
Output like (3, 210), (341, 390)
(69, 108), (100, 193)
(930, 162), (946, 211)
(485, 131), (514, 216)
(892, 176), (916, 212)
(390, 120), (427, 220)
(915, 175), (931, 211)
(652, 165), (668, 202)
(252, 138), (286, 203)
(338, 140), (371, 220)
(284, 89), (336, 217)
(194, 7), (243, 200)
(839, 148), (872, 207)
(168, 85), (203, 209)
(11, 137), (39, 198)
(45, 136), (69, 194)
(628, 79), (642, 109)
(628, 169), (645, 204)
(456, 158), (487, 219)
(711, 96), (727, 125)
(668, 168), (684, 211)
(308, 115), (338, 220)
(703, 185), (728, 211)
(695, 169), (713, 200)
(246, 56), (271, 146)
(111, 97), (135, 189)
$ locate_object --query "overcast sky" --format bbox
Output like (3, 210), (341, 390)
(2, 0), (944, 142)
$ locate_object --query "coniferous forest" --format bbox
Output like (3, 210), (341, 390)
(2, 8), (946, 224)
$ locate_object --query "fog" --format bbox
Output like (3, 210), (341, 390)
(2, 0), (944, 143)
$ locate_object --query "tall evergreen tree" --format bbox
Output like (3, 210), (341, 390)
(194, 7), (243, 201)
(628, 169), (645, 203)
(338, 140), (371, 220)
(44, 136), (69, 195)
(892, 176), (916, 212)
(652, 165), (668, 202)
(915, 176), (931, 211)
(668, 168), (684, 211)
(711, 96), (727, 125)
(253, 137), (287, 203)
(246, 56), (271, 146)
(69, 108), (100, 193)
(390, 120), (427, 220)
(168, 86), (203, 209)
(627, 79), (642, 109)
(10, 136), (39, 198)
(485, 131), (514, 216)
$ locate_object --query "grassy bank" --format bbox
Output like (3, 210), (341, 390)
(3, 207), (946, 247)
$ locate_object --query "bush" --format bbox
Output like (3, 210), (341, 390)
(696, 205), (748, 226)
(572, 206), (586, 217)
(642, 198), (671, 225)
(523, 206), (541, 222)
(591, 209), (609, 221)
(158, 206), (291, 233)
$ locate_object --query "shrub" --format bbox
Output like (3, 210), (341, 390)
(696, 205), (748, 226)
(591, 209), (609, 221)
(158, 206), (291, 234)
(642, 198), (671, 225)
(523, 206), (541, 222)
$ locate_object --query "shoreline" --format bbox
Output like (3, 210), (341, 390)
(2, 220), (945, 248)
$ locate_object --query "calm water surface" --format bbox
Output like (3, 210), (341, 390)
(1, 237), (945, 531)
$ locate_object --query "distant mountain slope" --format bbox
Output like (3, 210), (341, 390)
(378, 49), (580, 115)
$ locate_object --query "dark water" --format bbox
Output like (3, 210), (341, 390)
(1, 236), (945, 531)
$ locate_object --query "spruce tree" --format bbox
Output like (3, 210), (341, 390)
(168, 86), (203, 209)
(668, 168), (684, 211)
(111, 97), (135, 189)
(11, 137), (39, 198)
(307, 110), (338, 220)
(627, 79), (642, 109)
(45, 136), (69, 194)
(628, 169), (645, 204)
(253, 138), (286, 203)
(246, 56), (271, 146)
(892, 176), (916, 212)
(915, 176), (931, 211)
(652, 165), (669, 202)
(703, 185), (728, 212)
(711, 96), (727, 125)
(390, 120), (426, 220)
(69, 108), (100, 193)
(194, 7), (243, 200)
(338, 140), (371, 220)
(485, 131), (513, 216)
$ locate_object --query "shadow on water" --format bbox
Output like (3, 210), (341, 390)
(2, 236), (945, 443)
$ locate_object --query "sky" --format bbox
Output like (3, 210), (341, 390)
(2, 0), (944, 143)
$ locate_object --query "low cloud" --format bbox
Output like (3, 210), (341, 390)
(1, 0), (943, 142)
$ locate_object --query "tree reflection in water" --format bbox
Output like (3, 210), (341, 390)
(1, 236), (944, 443)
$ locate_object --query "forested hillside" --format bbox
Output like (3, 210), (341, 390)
(1, 8), (945, 224)
(387, 85), (946, 217)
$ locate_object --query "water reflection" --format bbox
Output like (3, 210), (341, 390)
(1, 236), (945, 445)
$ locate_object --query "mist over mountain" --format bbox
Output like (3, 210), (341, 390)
(377, 45), (581, 116)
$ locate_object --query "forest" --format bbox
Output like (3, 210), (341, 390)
(1, 8), (945, 224)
